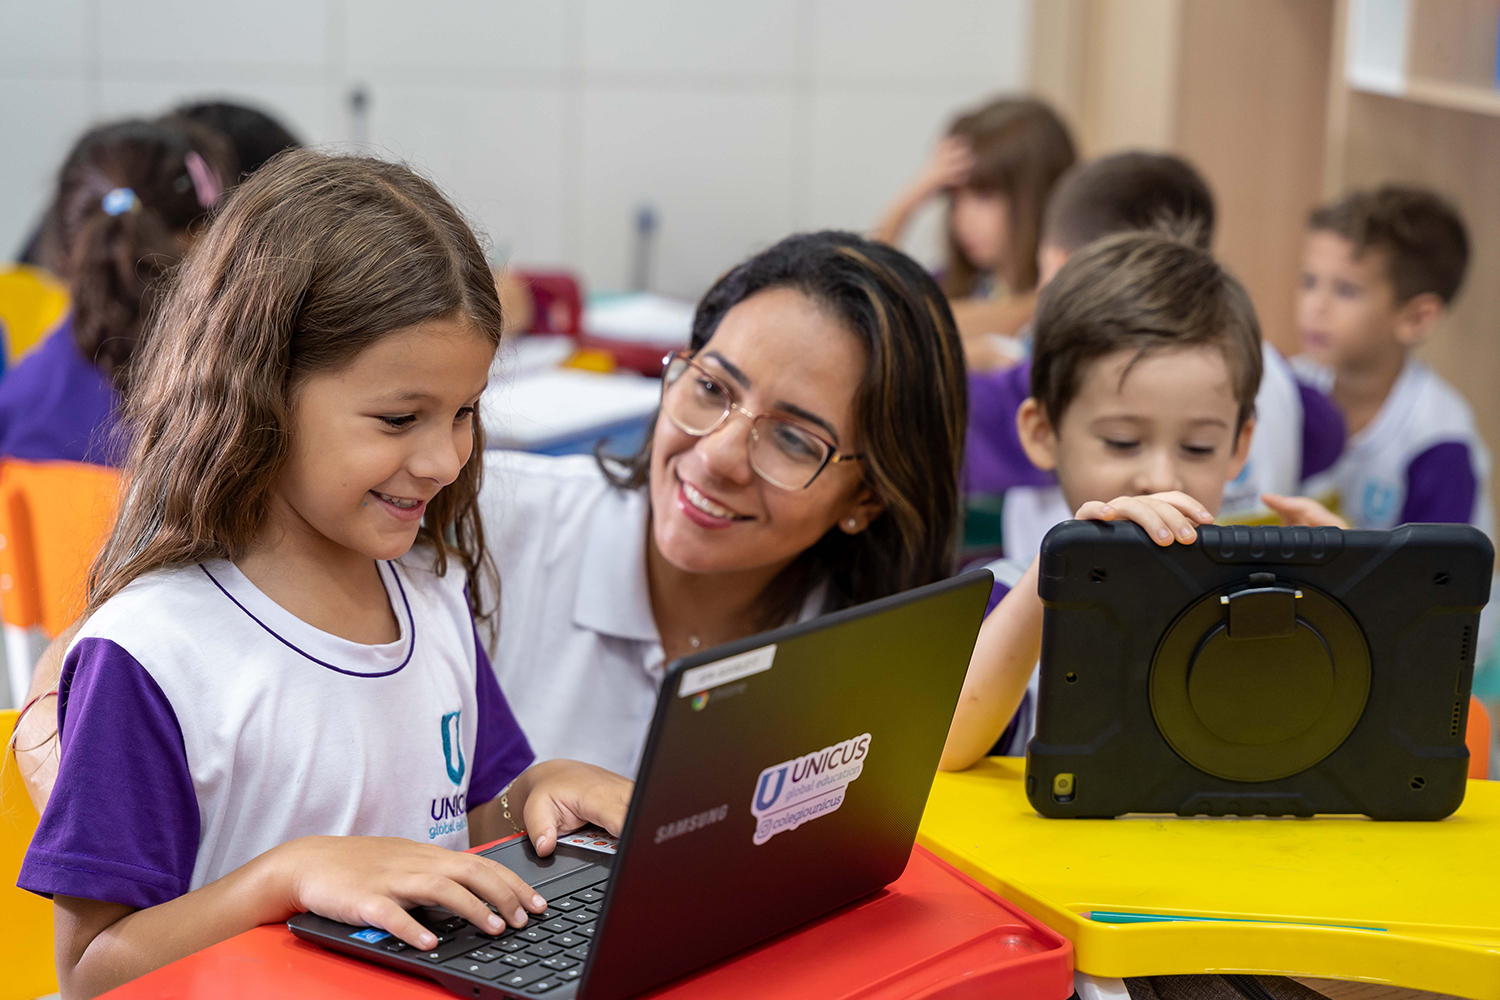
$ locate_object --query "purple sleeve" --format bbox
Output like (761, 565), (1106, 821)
(18, 638), (199, 909)
(964, 362), (1054, 494)
(983, 580), (1012, 618)
(1297, 381), (1346, 482)
(468, 628), (535, 807)
(1400, 441), (1479, 524)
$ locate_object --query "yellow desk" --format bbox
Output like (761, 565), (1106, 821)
(918, 758), (1500, 998)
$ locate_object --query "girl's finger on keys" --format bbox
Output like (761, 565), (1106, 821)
(468, 855), (547, 915)
(359, 897), (437, 951)
(419, 873), (518, 933)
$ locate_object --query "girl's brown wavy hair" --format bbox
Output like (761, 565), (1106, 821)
(86, 149), (503, 620)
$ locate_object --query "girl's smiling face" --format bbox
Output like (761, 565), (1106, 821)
(647, 287), (881, 579)
(272, 316), (494, 562)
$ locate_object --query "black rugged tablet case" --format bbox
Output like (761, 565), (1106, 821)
(1025, 520), (1492, 820)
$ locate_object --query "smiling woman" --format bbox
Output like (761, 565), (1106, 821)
(480, 232), (969, 776)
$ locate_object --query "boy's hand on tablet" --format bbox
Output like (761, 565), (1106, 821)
(1262, 492), (1348, 529)
(275, 835), (549, 950)
(1075, 491), (1215, 546)
(508, 759), (633, 857)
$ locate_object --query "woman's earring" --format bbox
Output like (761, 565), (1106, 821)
(845, 518), (859, 532)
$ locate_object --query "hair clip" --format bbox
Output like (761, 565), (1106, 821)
(101, 188), (140, 216)
(184, 151), (222, 209)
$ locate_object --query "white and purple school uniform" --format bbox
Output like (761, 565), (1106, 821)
(19, 553), (532, 910)
(0, 316), (125, 465)
(1297, 358), (1493, 534)
(968, 345), (1347, 756)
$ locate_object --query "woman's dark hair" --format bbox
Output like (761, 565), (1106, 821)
(52, 118), (235, 390)
(601, 231), (967, 625)
(88, 150), (503, 623)
(942, 96), (1076, 299)
(174, 99), (302, 177)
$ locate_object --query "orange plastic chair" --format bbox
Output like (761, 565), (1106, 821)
(0, 709), (56, 999)
(1468, 696), (1491, 779)
(0, 459), (122, 707)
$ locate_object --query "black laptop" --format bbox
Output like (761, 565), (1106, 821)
(290, 569), (993, 999)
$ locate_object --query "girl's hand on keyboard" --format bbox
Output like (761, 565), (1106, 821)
(505, 759), (633, 856)
(277, 835), (550, 949)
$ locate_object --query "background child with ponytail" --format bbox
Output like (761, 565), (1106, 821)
(0, 117), (233, 464)
(18, 149), (628, 998)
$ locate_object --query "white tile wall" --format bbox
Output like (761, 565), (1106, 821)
(1, 0), (1030, 299)
(580, 0), (802, 78)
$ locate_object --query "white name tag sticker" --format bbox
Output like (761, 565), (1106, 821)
(678, 644), (777, 697)
(750, 733), (871, 846)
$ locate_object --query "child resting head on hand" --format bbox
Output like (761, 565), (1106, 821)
(942, 229), (1342, 770)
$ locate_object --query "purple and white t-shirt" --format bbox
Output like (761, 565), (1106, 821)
(1297, 357), (1493, 533)
(0, 315), (125, 465)
(20, 552), (533, 911)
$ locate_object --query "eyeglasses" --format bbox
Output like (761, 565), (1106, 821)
(659, 351), (863, 491)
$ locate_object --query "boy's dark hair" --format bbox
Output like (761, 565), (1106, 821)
(1042, 151), (1215, 253)
(1031, 230), (1262, 432)
(1308, 186), (1469, 304)
(174, 100), (301, 178)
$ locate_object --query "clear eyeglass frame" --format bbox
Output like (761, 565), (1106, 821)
(658, 351), (863, 491)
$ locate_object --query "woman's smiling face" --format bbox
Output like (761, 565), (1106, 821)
(647, 286), (878, 578)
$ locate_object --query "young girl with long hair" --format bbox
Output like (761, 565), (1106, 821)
(18, 150), (628, 998)
(874, 95), (1075, 369)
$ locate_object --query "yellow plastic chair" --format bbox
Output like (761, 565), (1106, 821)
(0, 265), (69, 365)
(0, 708), (56, 999)
(0, 459), (122, 707)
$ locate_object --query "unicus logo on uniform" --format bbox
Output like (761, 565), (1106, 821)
(429, 710), (469, 840)
(750, 733), (871, 845)
(441, 710), (466, 784)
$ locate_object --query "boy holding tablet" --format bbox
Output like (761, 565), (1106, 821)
(944, 229), (1341, 769)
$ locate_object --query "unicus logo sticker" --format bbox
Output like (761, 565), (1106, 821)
(441, 711), (466, 785)
(749, 733), (870, 845)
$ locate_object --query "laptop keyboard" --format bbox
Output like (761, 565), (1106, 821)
(350, 866), (610, 996)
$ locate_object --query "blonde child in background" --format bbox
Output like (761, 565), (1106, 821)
(873, 96), (1076, 369)
(1296, 186), (1489, 535)
(18, 150), (629, 998)
(943, 230), (1342, 769)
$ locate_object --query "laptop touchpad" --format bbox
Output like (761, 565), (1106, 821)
(481, 838), (600, 888)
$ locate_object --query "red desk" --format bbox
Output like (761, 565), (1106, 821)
(103, 847), (1073, 1000)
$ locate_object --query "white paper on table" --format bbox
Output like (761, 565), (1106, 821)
(583, 293), (695, 346)
(483, 368), (661, 448)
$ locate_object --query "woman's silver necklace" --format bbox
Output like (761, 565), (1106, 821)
(688, 635), (702, 649)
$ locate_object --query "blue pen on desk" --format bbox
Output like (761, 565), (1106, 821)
(1087, 911), (1386, 933)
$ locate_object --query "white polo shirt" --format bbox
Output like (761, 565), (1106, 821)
(480, 451), (821, 778)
